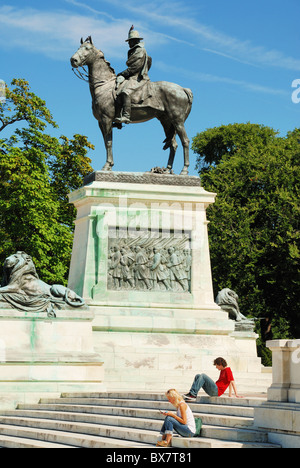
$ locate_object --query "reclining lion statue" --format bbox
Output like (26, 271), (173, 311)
(0, 251), (85, 316)
(215, 288), (253, 323)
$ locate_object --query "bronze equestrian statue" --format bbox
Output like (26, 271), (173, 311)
(70, 27), (193, 175)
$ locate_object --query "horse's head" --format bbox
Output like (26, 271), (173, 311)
(70, 36), (101, 68)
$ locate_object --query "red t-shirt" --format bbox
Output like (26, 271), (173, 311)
(216, 367), (234, 396)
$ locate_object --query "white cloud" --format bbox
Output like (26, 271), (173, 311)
(65, 0), (194, 48)
(155, 61), (288, 97)
(0, 3), (193, 63)
(1, 1), (299, 75)
(0, 6), (130, 60)
(95, 0), (300, 71)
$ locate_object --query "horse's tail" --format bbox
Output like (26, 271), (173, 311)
(183, 88), (193, 121)
(184, 88), (193, 105)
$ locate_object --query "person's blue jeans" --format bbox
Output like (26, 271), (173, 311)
(190, 373), (219, 397)
(160, 416), (195, 437)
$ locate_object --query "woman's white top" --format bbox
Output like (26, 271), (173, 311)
(177, 402), (196, 433)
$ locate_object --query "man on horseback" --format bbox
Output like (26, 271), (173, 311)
(71, 33), (193, 174)
(114, 26), (152, 125)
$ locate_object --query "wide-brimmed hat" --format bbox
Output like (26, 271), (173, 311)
(125, 25), (143, 42)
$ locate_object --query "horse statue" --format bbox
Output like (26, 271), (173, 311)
(70, 36), (193, 175)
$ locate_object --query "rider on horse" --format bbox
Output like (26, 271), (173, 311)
(115, 26), (152, 124)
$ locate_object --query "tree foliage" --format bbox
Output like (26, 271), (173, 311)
(192, 123), (300, 362)
(0, 79), (94, 284)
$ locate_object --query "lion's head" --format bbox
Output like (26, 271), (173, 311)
(215, 288), (241, 321)
(216, 288), (239, 308)
(0, 251), (85, 312)
(1, 251), (39, 288)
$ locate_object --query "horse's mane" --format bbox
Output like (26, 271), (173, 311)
(82, 37), (116, 76)
(102, 55), (116, 76)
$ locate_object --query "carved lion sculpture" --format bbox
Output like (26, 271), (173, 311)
(215, 288), (249, 322)
(0, 251), (85, 316)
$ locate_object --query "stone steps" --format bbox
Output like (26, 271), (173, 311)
(0, 411), (268, 445)
(0, 434), (75, 449)
(95, 367), (272, 393)
(20, 399), (253, 418)
(12, 400), (254, 418)
(0, 392), (281, 448)
(0, 423), (154, 448)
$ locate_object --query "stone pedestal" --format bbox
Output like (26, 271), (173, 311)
(0, 305), (105, 409)
(254, 340), (300, 448)
(266, 339), (300, 403)
(68, 172), (266, 392)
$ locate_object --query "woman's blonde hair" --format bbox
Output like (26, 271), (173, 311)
(165, 389), (184, 408)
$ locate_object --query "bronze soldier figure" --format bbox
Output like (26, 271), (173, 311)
(115, 26), (152, 124)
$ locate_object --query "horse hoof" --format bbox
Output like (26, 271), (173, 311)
(180, 167), (189, 176)
(101, 163), (113, 171)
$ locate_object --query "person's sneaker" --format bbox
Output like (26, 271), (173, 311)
(183, 392), (197, 401)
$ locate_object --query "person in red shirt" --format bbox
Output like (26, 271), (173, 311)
(183, 357), (243, 401)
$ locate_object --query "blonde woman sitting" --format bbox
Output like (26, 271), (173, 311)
(157, 389), (196, 447)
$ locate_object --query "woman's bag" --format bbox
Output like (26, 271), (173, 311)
(193, 417), (202, 437)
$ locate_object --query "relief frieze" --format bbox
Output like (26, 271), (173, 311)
(107, 229), (192, 293)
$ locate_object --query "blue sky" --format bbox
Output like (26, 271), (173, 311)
(0, 0), (299, 175)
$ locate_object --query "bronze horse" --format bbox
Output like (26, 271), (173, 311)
(70, 37), (193, 175)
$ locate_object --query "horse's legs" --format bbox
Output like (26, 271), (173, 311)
(159, 118), (178, 172)
(166, 135), (178, 172)
(174, 123), (190, 175)
(98, 119), (114, 170)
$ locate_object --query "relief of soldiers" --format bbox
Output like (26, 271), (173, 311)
(167, 247), (189, 292)
(134, 246), (152, 290)
(107, 237), (192, 293)
(183, 248), (192, 291)
(120, 248), (135, 289)
(109, 246), (122, 289)
(150, 247), (171, 291)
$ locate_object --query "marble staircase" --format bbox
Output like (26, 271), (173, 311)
(0, 392), (281, 448)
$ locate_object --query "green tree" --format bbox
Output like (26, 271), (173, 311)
(0, 79), (94, 284)
(0, 78), (56, 132)
(193, 123), (279, 169)
(192, 123), (300, 363)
